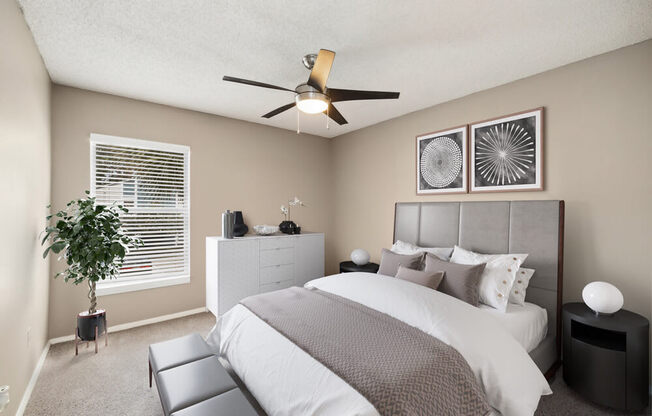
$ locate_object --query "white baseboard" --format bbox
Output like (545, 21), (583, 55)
(16, 307), (208, 415)
(15, 342), (50, 416)
(49, 307), (208, 345)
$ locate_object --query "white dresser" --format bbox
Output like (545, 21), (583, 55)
(206, 232), (325, 316)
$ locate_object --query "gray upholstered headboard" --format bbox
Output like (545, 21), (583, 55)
(394, 200), (564, 375)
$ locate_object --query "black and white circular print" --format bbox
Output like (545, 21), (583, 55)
(474, 115), (536, 187)
(418, 131), (464, 190)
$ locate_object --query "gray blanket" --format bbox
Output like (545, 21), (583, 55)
(240, 286), (490, 416)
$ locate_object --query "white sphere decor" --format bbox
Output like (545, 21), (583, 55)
(582, 281), (624, 315)
(350, 249), (370, 266)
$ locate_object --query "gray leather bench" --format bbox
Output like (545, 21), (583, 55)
(149, 333), (259, 416)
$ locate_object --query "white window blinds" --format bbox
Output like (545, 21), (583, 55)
(90, 134), (190, 285)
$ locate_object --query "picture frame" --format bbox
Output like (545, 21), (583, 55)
(416, 125), (468, 195)
(470, 108), (543, 193)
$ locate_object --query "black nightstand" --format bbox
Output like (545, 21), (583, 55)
(339, 261), (379, 274)
(562, 302), (649, 411)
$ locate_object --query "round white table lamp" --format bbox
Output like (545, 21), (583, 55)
(582, 281), (624, 315)
(350, 249), (370, 266)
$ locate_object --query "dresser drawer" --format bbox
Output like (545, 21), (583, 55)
(259, 279), (294, 294)
(260, 247), (294, 267)
(260, 264), (294, 285)
(259, 237), (294, 250)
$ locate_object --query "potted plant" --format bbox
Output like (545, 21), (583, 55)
(279, 196), (306, 235)
(41, 191), (141, 349)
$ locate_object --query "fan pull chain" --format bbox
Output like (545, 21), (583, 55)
(297, 109), (300, 134)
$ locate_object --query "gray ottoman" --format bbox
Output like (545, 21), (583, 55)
(148, 333), (214, 387)
(170, 388), (259, 416)
(156, 356), (237, 415)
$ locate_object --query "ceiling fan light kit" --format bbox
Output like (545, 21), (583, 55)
(295, 85), (329, 114)
(223, 49), (400, 129)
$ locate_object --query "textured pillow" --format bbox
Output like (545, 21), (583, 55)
(450, 246), (528, 312)
(423, 254), (486, 306)
(509, 268), (535, 305)
(391, 240), (454, 261)
(395, 265), (444, 290)
(377, 249), (423, 277)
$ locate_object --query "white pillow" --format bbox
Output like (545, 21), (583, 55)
(450, 246), (528, 312)
(509, 268), (535, 306)
(391, 240), (453, 261)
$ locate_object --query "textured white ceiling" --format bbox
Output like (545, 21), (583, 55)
(17, 0), (652, 138)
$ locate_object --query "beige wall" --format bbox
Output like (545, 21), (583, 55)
(47, 37), (650, 367)
(0, 0), (51, 414)
(331, 40), (651, 324)
(49, 85), (333, 338)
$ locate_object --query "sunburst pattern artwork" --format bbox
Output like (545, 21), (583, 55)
(471, 108), (543, 192)
(476, 123), (534, 185)
(417, 126), (467, 194)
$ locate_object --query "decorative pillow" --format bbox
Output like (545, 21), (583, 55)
(450, 246), (528, 312)
(395, 265), (444, 291)
(391, 240), (454, 261)
(377, 249), (423, 277)
(423, 254), (486, 306)
(509, 268), (535, 306)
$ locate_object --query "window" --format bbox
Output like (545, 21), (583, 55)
(90, 134), (190, 296)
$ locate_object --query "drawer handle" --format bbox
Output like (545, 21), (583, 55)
(275, 247), (281, 250)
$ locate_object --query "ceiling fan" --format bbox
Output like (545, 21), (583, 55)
(223, 49), (400, 126)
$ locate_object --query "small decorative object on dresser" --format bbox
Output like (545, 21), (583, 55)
(221, 210), (234, 239)
(470, 108), (543, 193)
(416, 125), (468, 194)
(232, 211), (249, 237)
(350, 248), (370, 266)
(582, 281), (624, 315)
(562, 302), (649, 412)
(279, 196), (305, 234)
(339, 261), (379, 274)
(253, 225), (279, 235)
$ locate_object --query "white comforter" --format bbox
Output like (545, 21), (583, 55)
(206, 273), (551, 416)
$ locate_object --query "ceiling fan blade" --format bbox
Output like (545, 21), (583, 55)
(327, 88), (400, 102)
(262, 103), (296, 118)
(324, 103), (348, 125)
(223, 76), (294, 92)
(307, 49), (335, 92)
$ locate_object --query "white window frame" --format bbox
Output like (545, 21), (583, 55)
(90, 133), (191, 296)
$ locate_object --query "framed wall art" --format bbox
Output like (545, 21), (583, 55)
(416, 125), (467, 195)
(470, 108), (543, 193)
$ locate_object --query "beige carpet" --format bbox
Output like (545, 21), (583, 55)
(25, 312), (648, 415)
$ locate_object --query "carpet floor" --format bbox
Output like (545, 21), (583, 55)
(24, 312), (648, 415)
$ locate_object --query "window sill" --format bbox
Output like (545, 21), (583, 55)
(96, 275), (190, 296)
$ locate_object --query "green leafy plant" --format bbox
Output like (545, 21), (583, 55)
(41, 191), (142, 314)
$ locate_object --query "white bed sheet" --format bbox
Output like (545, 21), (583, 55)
(207, 273), (551, 416)
(479, 302), (548, 353)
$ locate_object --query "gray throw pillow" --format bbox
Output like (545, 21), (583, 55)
(395, 265), (444, 291)
(423, 253), (486, 306)
(377, 249), (423, 277)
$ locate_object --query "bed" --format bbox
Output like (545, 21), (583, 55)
(392, 200), (564, 376)
(206, 200), (565, 416)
